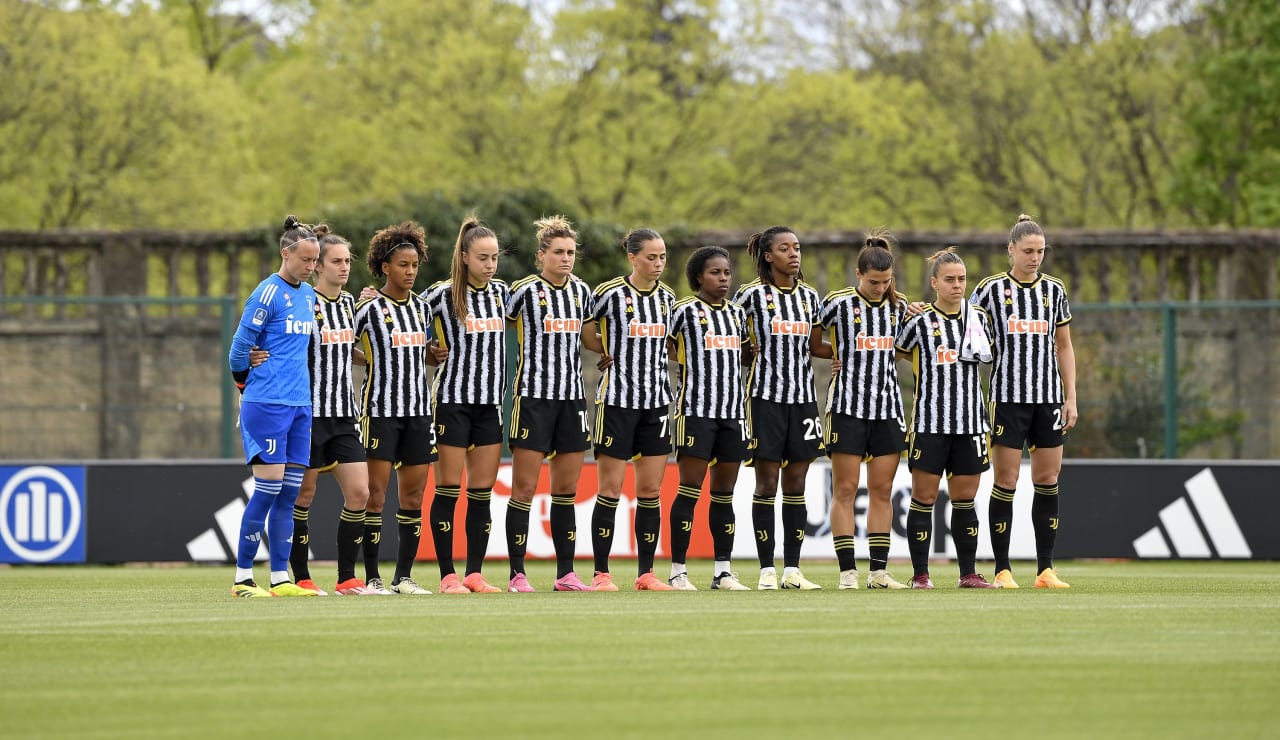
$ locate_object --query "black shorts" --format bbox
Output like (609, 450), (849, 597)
(435, 403), (504, 449)
(825, 413), (907, 459)
(749, 398), (824, 465)
(991, 402), (1067, 450)
(907, 431), (990, 476)
(509, 396), (591, 456)
(308, 416), (366, 470)
(363, 415), (439, 466)
(594, 404), (671, 460)
(675, 415), (750, 464)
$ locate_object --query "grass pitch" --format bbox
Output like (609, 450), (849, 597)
(1, 560), (1277, 739)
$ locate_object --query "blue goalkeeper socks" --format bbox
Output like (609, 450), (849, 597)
(237, 477), (281, 569)
(267, 468), (304, 573)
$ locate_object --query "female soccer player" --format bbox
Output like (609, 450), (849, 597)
(734, 226), (830, 590)
(969, 215), (1077, 589)
(227, 215), (320, 598)
(283, 226), (380, 596)
(819, 230), (910, 590)
(503, 216), (601, 592)
(353, 222), (438, 596)
(587, 228), (676, 592)
(895, 248), (997, 589)
(422, 216), (508, 595)
(666, 246), (752, 591)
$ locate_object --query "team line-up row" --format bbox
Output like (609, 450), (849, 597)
(225, 213), (1076, 598)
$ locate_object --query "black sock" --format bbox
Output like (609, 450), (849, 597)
(336, 507), (364, 583)
(393, 508), (422, 583)
(635, 496), (662, 576)
(708, 490), (735, 564)
(951, 499), (979, 576)
(989, 485), (1015, 573)
(362, 511), (382, 580)
(669, 485), (700, 566)
(550, 494), (577, 579)
(289, 505), (310, 581)
(465, 488), (492, 576)
(781, 491), (806, 569)
(833, 534), (857, 572)
(868, 532), (890, 572)
(752, 495), (775, 569)
(591, 494), (618, 574)
(1033, 483), (1060, 572)
(430, 486), (460, 577)
(506, 497), (532, 578)
(907, 498), (933, 577)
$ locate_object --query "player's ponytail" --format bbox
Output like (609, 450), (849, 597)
(1008, 213), (1044, 246)
(279, 214), (316, 251)
(450, 214), (497, 322)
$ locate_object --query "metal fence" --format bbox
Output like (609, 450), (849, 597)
(2, 295), (1277, 461)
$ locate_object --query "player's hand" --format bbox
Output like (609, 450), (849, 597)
(359, 286), (379, 301)
(1061, 399), (1078, 431)
(597, 354), (613, 371)
(428, 339), (449, 364)
(249, 346), (269, 368)
(831, 358), (843, 373)
(907, 301), (927, 316)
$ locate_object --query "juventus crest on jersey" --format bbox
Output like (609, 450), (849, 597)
(353, 291), (432, 418)
(733, 279), (822, 404)
(591, 276), (674, 410)
(896, 304), (991, 435)
(506, 274), (594, 401)
(422, 279), (510, 406)
(668, 296), (749, 419)
(309, 291), (359, 417)
(969, 272), (1072, 404)
(820, 287), (907, 421)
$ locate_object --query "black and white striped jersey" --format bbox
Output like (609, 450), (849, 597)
(353, 291), (432, 418)
(668, 296), (749, 419)
(505, 274), (594, 401)
(309, 290), (358, 418)
(422, 279), (509, 406)
(969, 272), (1072, 404)
(895, 304), (990, 435)
(733, 279), (822, 404)
(820, 288), (907, 420)
(590, 276), (674, 410)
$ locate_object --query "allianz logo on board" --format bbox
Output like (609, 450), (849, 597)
(0, 466), (86, 563)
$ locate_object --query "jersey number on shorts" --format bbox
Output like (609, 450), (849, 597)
(802, 417), (823, 441)
(972, 434), (990, 463)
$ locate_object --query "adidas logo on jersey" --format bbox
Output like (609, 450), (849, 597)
(703, 332), (741, 350)
(854, 332), (894, 351)
(770, 318), (810, 335)
(542, 316), (581, 333)
(627, 320), (666, 338)
(1007, 315), (1050, 334)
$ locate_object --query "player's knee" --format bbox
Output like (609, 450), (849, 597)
(1031, 474), (1059, 486)
(832, 485), (857, 505)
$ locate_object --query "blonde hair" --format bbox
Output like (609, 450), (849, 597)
(533, 215), (576, 271)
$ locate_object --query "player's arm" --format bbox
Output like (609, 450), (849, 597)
(1056, 324), (1078, 430)
(808, 325), (834, 360)
(580, 319), (611, 370)
(228, 301), (269, 392)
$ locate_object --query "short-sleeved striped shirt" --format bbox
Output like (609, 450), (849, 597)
(309, 290), (358, 418)
(733, 279), (822, 404)
(353, 291), (432, 418)
(590, 276), (674, 410)
(895, 304), (990, 435)
(422, 279), (510, 406)
(820, 287), (906, 421)
(969, 272), (1072, 404)
(505, 274), (594, 401)
(668, 296), (749, 419)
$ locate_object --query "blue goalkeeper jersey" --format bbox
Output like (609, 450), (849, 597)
(229, 274), (316, 406)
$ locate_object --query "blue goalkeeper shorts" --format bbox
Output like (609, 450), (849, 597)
(240, 401), (312, 466)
